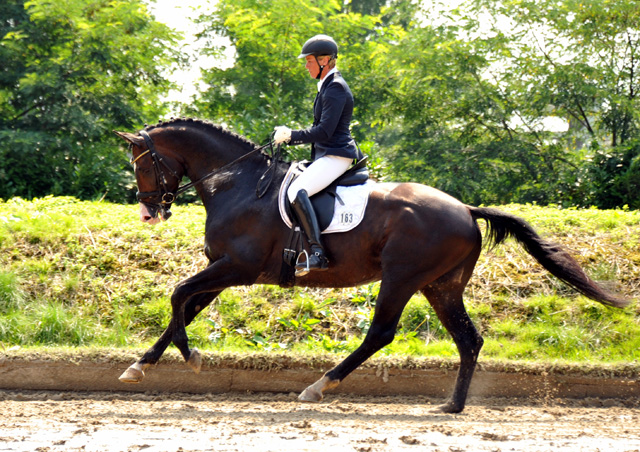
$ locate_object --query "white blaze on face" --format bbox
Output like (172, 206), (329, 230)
(139, 203), (162, 224)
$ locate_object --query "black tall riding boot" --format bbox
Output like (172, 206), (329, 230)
(291, 189), (329, 275)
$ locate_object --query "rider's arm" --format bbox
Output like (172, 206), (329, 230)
(290, 82), (347, 145)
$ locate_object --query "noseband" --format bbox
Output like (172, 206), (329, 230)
(130, 130), (275, 218)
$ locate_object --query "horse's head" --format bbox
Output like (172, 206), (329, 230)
(114, 129), (184, 224)
(116, 119), (271, 224)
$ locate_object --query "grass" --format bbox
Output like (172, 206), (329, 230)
(0, 196), (639, 367)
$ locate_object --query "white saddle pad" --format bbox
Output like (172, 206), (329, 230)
(278, 165), (374, 234)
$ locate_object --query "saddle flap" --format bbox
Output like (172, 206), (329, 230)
(281, 189), (336, 231)
(312, 193), (337, 231)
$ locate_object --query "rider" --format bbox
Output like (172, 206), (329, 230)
(273, 34), (361, 274)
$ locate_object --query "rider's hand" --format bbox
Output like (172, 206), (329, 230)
(273, 126), (291, 145)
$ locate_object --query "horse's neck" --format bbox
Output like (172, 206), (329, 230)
(177, 132), (259, 181)
(197, 157), (288, 206)
(157, 124), (289, 201)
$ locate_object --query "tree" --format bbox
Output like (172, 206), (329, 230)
(370, 0), (639, 207)
(465, 0), (640, 207)
(189, 0), (385, 160)
(189, 0), (638, 208)
(0, 0), (182, 201)
(355, 4), (573, 205)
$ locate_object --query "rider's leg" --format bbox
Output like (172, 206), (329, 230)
(291, 189), (328, 272)
(288, 155), (352, 274)
(287, 155), (353, 202)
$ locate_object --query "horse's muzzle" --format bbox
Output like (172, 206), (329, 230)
(140, 202), (172, 223)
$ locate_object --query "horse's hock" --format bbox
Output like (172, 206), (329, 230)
(0, 350), (637, 402)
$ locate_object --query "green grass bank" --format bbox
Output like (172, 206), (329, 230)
(0, 196), (639, 366)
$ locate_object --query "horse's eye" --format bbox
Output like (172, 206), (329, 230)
(136, 166), (152, 176)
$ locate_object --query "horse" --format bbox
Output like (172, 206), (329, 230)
(114, 118), (629, 413)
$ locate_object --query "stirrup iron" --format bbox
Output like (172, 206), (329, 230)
(295, 250), (311, 277)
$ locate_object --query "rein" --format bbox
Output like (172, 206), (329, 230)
(133, 129), (275, 207)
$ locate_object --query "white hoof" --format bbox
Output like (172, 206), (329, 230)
(298, 376), (339, 402)
(119, 366), (145, 383)
(298, 386), (323, 403)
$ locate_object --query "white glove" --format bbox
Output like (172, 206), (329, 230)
(273, 126), (291, 145)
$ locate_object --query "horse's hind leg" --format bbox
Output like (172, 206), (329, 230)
(119, 291), (219, 383)
(299, 281), (415, 402)
(423, 288), (482, 413)
(421, 254), (483, 413)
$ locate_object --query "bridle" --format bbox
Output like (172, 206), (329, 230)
(133, 130), (181, 205)
(129, 129), (277, 219)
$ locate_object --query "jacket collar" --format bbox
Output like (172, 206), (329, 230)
(317, 68), (338, 92)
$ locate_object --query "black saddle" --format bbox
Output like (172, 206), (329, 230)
(286, 156), (369, 231)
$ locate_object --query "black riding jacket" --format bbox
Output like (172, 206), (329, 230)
(289, 71), (361, 161)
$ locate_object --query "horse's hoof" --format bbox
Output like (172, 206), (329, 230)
(433, 401), (464, 414)
(119, 366), (145, 383)
(298, 385), (323, 403)
(187, 348), (202, 374)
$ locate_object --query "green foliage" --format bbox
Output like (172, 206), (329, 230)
(185, 0), (639, 207)
(0, 0), (183, 202)
(190, 0), (386, 148)
(1, 0), (638, 208)
(463, 0), (640, 207)
(0, 271), (24, 312)
(576, 140), (640, 209)
(480, 294), (640, 361)
(0, 197), (639, 365)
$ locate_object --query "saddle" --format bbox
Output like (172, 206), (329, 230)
(283, 156), (370, 231)
(278, 157), (370, 287)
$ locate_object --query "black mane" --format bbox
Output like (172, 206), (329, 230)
(145, 118), (259, 152)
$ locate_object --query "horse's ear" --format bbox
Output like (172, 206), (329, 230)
(114, 130), (144, 146)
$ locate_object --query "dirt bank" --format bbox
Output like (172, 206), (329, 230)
(1, 348), (638, 400)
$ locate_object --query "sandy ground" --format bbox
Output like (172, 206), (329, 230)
(0, 390), (639, 452)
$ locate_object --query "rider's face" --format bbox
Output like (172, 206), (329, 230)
(305, 55), (329, 79)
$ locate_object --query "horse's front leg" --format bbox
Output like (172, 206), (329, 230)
(169, 255), (257, 371)
(119, 291), (220, 383)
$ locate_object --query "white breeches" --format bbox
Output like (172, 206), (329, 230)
(287, 155), (353, 203)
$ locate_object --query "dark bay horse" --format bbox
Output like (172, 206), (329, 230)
(115, 118), (629, 413)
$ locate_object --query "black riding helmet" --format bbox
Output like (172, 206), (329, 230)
(298, 34), (338, 79)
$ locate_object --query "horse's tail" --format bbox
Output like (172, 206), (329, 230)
(468, 206), (630, 308)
